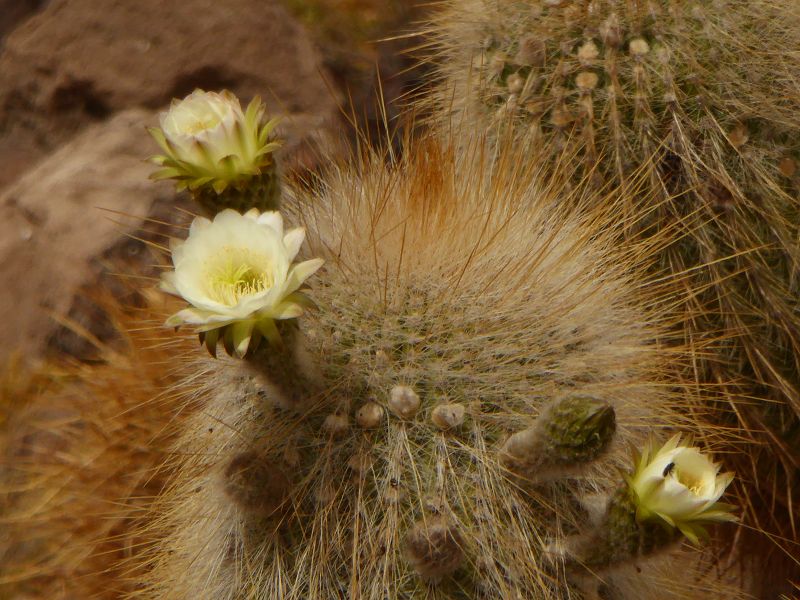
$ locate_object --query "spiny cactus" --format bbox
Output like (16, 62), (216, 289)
(133, 134), (741, 600)
(422, 0), (800, 590)
(0, 291), (197, 599)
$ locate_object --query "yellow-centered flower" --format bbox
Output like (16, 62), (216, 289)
(149, 89), (281, 194)
(629, 435), (736, 544)
(160, 208), (323, 357)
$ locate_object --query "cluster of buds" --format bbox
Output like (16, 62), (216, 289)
(152, 90), (323, 357)
(500, 396), (736, 567)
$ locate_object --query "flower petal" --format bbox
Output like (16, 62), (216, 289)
(189, 216), (212, 237)
(160, 271), (179, 295)
(257, 210), (284, 236)
(283, 258), (325, 295)
(231, 320), (255, 357)
(269, 301), (305, 320)
(283, 227), (306, 262)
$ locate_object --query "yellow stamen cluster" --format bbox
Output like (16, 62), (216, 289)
(206, 250), (274, 307)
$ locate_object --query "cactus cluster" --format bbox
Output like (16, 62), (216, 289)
(3, 0), (784, 595)
(423, 0), (800, 589)
(132, 136), (739, 599)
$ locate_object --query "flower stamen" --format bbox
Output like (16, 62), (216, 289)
(185, 116), (221, 135)
(210, 264), (269, 305)
(673, 467), (704, 496)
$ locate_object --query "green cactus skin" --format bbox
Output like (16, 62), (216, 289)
(135, 136), (742, 600)
(192, 162), (281, 216)
(423, 0), (800, 591)
(570, 487), (679, 570)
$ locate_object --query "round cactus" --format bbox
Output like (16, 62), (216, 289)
(422, 0), (800, 591)
(133, 135), (741, 599)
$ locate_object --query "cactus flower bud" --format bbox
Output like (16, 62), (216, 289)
(543, 394), (616, 463)
(501, 394), (616, 480)
(149, 89), (282, 213)
(569, 436), (736, 569)
(629, 435), (736, 544)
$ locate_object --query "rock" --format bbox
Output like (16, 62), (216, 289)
(0, 109), (175, 364)
(0, 0), (44, 46)
(0, 0), (339, 191)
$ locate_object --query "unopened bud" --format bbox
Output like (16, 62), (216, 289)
(431, 403), (466, 430)
(405, 518), (464, 582)
(322, 413), (349, 437)
(543, 394), (616, 463)
(356, 402), (384, 429)
(389, 385), (421, 419)
(629, 38), (650, 56)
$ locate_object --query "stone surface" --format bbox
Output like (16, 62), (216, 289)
(0, 0), (339, 192)
(0, 109), (173, 364)
(0, 0), (44, 45)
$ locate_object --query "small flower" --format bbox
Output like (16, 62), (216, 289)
(149, 89), (281, 194)
(160, 208), (324, 357)
(629, 435), (736, 544)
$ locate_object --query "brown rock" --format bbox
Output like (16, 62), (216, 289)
(0, 0), (339, 190)
(0, 0), (44, 45)
(0, 109), (174, 364)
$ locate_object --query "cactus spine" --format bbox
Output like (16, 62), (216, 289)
(423, 0), (800, 590)
(133, 135), (740, 599)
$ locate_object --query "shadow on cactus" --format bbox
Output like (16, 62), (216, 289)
(422, 0), (800, 591)
(137, 130), (741, 599)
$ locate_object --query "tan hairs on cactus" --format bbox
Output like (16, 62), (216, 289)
(133, 129), (742, 600)
(421, 0), (800, 592)
(0, 289), (200, 599)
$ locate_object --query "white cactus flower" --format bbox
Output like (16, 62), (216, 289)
(629, 435), (736, 544)
(149, 89), (281, 194)
(160, 208), (323, 357)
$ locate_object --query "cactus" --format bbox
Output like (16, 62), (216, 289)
(0, 292), (199, 598)
(422, 0), (800, 591)
(130, 134), (742, 599)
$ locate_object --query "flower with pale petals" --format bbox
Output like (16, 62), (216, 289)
(160, 208), (323, 357)
(149, 89), (281, 194)
(629, 435), (736, 544)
